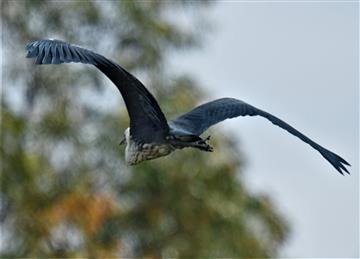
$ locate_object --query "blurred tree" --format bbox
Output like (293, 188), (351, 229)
(1, 0), (289, 258)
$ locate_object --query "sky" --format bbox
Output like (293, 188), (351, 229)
(2, 1), (358, 257)
(169, 1), (359, 257)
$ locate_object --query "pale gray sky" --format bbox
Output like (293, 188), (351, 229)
(3, 1), (357, 257)
(170, 1), (359, 257)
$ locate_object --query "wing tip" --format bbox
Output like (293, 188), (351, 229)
(318, 147), (351, 175)
(335, 164), (350, 176)
(26, 39), (98, 66)
(330, 155), (351, 175)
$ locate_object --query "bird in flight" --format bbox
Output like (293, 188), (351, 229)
(26, 39), (350, 174)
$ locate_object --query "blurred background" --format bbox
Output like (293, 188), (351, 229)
(1, 0), (358, 258)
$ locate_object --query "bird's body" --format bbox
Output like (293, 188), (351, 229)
(123, 128), (175, 165)
(26, 39), (350, 174)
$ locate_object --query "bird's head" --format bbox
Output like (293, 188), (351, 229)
(119, 127), (130, 146)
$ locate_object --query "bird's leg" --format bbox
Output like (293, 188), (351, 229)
(193, 135), (210, 145)
(193, 135), (213, 152)
(170, 136), (213, 152)
(174, 141), (213, 152)
(197, 141), (214, 152)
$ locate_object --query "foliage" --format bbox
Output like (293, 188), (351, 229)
(1, 0), (289, 257)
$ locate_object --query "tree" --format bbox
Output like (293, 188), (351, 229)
(1, 0), (289, 257)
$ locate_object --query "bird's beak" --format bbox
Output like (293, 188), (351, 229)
(119, 136), (126, 145)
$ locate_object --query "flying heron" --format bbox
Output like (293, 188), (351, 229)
(26, 39), (350, 174)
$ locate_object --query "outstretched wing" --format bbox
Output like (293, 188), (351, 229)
(26, 39), (169, 143)
(170, 98), (350, 174)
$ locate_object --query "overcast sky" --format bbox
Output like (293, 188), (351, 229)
(4, 1), (357, 257)
(170, 1), (359, 257)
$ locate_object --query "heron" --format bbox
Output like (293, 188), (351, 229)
(26, 39), (350, 174)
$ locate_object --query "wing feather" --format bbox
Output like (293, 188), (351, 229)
(26, 39), (169, 143)
(171, 98), (350, 174)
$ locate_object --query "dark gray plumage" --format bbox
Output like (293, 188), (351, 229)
(26, 39), (168, 144)
(26, 39), (350, 174)
(170, 98), (350, 174)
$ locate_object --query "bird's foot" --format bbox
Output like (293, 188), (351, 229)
(194, 136), (213, 152)
(203, 136), (213, 152)
(205, 144), (214, 152)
